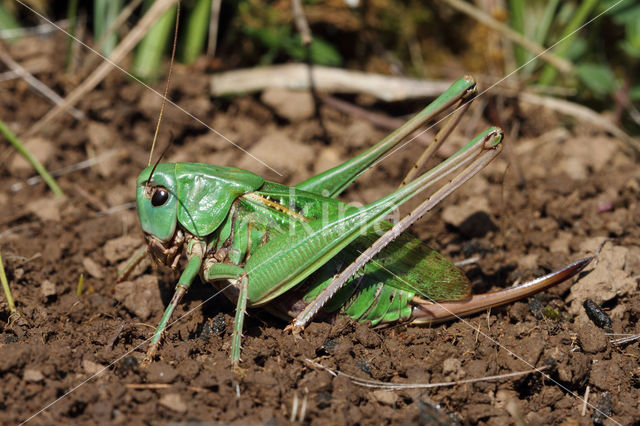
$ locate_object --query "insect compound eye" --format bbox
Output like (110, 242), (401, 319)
(151, 187), (169, 207)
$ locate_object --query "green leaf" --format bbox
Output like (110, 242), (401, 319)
(625, 19), (640, 47)
(281, 36), (342, 66)
(556, 2), (575, 26)
(604, 1), (640, 24)
(629, 85), (640, 102)
(308, 39), (343, 67)
(620, 40), (640, 59)
(565, 37), (587, 61)
(576, 63), (616, 97)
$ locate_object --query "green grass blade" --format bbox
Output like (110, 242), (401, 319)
(76, 273), (84, 297)
(538, 0), (599, 86)
(0, 3), (21, 42)
(0, 250), (16, 313)
(94, 0), (125, 56)
(132, 1), (177, 81)
(94, 0), (107, 48)
(106, 0), (125, 55)
(508, 0), (526, 67)
(65, 0), (79, 71)
(0, 120), (64, 196)
(180, 0), (211, 64)
(536, 0), (562, 46)
(522, 0), (560, 77)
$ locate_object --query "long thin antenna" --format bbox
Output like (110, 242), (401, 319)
(147, 1), (180, 166)
(145, 141), (173, 187)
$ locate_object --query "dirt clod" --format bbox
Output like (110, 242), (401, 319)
(104, 235), (144, 264)
(236, 129), (315, 179)
(442, 358), (465, 380)
(114, 275), (161, 321)
(557, 352), (589, 385)
(568, 241), (636, 325)
(577, 323), (608, 353)
(146, 362), (179, 384)
(590, 359), (625, 391)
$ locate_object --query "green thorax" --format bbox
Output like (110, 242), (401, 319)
(207, 181), (353, 265)
(136, 162), (264, 241)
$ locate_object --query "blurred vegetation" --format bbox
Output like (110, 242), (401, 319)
(505, 0), (639, 125)
(0, 0), (637, 131)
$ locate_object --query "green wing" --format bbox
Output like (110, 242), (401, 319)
(241, 183), (470, 315)
(292, 226), (470, 325)
(349, 228), (471, 300)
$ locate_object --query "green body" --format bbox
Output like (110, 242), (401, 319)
(137, 163), (470, 325)
(135, 76), (502, 364)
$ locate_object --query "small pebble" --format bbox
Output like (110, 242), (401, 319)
(83, 359), (106, 376)
(113, 275), (160, 321)
(159, 393), (187, 413)
(41, 280), (57, 299)
(372, 390), (398, 406)
(593, 392), (612, 425)
(320, 339), (338, 354)
(23, 369), (44, 382)
(82, 257), (104, 279)
(104, 235), (143, 264)
(356, 360), (371, 375)
(199, 314), (226, 340)
(8, 137), (54, 177)
(119, 356), (138, 373)
(27, 197), (65, 222)
(529, 298), (544, 320)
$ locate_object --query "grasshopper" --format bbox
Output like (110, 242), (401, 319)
(124, 76), (590, 367)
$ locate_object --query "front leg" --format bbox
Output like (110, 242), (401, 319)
(144, 241), (205, 363)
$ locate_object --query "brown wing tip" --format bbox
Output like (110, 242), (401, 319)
(560, 256), (594, 278)
(528, 256), (594, 288)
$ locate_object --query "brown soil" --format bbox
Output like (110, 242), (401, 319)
(1, 36), (639, 425)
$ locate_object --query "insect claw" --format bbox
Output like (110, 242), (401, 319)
(284, 322), (304, 335)
(170, 253), (181, 269)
